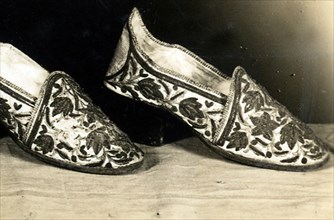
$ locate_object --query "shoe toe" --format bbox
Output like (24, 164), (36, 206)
(216, 67), (330, 170)
(103, 140), (144, 170)
(26, 72), (144, 174)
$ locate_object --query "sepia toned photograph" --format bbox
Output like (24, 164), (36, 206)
(0, 0), (333, 219)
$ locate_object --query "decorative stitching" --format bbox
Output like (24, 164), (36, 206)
(128, 8), (229, 80)
(0, 77), (35, 140)
(217, 69), (328, 166)
(104, 9), (329, 169)
(127, 14), (229, 99)
(24, 72), (143, 168)
(106, 52), (226, 141)
(0, 76), (36, 106)
(128, 43), (228, 105)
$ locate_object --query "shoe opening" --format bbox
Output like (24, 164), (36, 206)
(0, 43), (49, 98)
(128, 8), (231, 96)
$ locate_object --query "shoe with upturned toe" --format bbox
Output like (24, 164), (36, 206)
(104, 8), (329, 171)
(0, 43), (144, 174)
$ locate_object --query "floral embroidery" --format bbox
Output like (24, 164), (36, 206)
(0, 96), (31, 139)
(106, 52), (226, 142)
(302, 139), (327, 160)
(222, 70), (328, 166)
(33, 134), (54, 154)
(25, 73), (143, 168)
(50, 97), (74, 117)
(0, 98), (12, 123)
(86, 127), (111, 154)
(105, 48), (328, 168)
(136, 78), (164, 100)
(179, 97), (204, 120)
(242, 90), (264, 113)
(280, 122), (304, 150)
(250, 112), (279, 141)
(226, 131), (248, 151)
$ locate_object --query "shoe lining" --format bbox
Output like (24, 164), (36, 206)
(0, 43), (49, 98)
(129, 9), (231, 96)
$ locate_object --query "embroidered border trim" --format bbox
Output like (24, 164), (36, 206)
(0, 77), (36, 107)
(126, 10), (229, 100)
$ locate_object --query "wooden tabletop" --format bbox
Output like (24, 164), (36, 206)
(1, 124), (333, 219)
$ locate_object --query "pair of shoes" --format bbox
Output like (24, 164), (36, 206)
(1, 8), (330, 174)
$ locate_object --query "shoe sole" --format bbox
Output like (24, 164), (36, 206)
(10, 134), (144, 175)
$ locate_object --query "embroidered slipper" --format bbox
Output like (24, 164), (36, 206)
(104, 8), (330, 171)
(0, 43), (144, 174)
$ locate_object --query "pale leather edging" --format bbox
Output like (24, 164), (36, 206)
(127, 40), (228, 105)
(129, 8), (229, 80)
(106, 27), (131, 78)
(127, 8), (230, 99)
(0, 76), (36, 107)
(23, 71), (67, 144)
(214, 67), (244, 144)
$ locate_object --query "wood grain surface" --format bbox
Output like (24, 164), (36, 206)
(1, 124), (333, 219)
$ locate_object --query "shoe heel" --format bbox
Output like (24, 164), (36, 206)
(106, 26), (192, 146)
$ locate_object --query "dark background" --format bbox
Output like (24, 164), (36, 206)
(0, 0), (333, 144)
